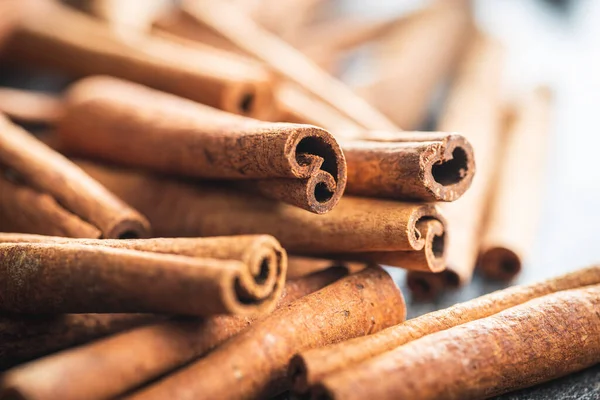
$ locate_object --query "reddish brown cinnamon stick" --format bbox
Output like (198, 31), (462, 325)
(0, 268), (343, 400)
(287, 257), (366, 279)
(0, 88), (63, 125)
(290, 265), (600, 393)
(58, 76), (346, 214)
(81, 162), (447, 271)
(2, 0), (275, 119)
(0, 113), (149, 239)
(125, 266), (406, 400)
(313, 283), (600, 400)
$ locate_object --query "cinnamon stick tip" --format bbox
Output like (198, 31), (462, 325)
(479, 247), (522, 281)
(406, 269), (459, 300)
(105, 216), (151, 239)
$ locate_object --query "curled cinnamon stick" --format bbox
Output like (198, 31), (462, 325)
(58, 76), (346, 214)
(312, 283), (600, 400)
(290, 265), (600, 393)
(125, 266), (406, 400)
(0, 88), (63, 125)
(341, 131), (475, 202)
(0, 113), (149, 239)
(287, 257), (366, 279)
(0, 268), (342, 400)
(81, 162), (446, 271)
(479, 87), (553, 281)
(0, 235), (287, 316)
(2, 0), (275, 119)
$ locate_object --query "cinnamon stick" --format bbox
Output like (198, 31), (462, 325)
(179, 0), (400, 131)
(125, 266), (406, 400)
(87, 0), (171, 36)
(287, 257), (366, 279)
(0, 235), (287, 316)
(479, 87), (553, 280)
(312, 283), (600, 400)
(406, 31), (505, 297)
(0, 268), (343, 400)
(2, 0), (276, 119)
(341, 131), (475, 202)
(58, 76), (347, 214)
(0, 113), (149, 239)
(0, 88), (63, 125)
(81, 162), (447, 271)
(290, 265), (600, 393)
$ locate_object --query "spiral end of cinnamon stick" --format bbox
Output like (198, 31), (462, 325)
(479, 247), (522, 281)
(105, 216), (151, 239)
(406, 269), (459, 300)
(224, 80), (277, 120)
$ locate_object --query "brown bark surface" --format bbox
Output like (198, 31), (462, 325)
(290, 265), (600, 393)
(58, 76), (346, 214)
(287, 257), (366, 279)
(0, 88), (63, 125)
(125, 266), (406, 400)
(314, 284), (600, 400)
(0, 113), (149, 239)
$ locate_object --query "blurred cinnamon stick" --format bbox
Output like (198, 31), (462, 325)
(479, 87), (553, 281)
(86, 0), (170, 36)
(287, 257), (366, 279)
(125, 266), (406, 400)
(0, 113), (149, 238)
(58, 76), (346, 214)
(0, 88), (63, 125)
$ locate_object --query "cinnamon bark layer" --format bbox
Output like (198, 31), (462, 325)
(2, 0), (275, 119)
(406, 31), (505, 297)
(0, 268), (343, 400)
(58, 76), (346, 214)
(313, 284), (600, 400)
(0, 88), (63, 125)
(479, 87), (553, 280)
(0, 113), (149, 239)
(341, 131), (475, 202)
(81, 162), (447, 271)
(0, 235), (287, 316)
(290, 265), (600, 393)
(124, 266), (406, 400)
(287, 257), (366, 279)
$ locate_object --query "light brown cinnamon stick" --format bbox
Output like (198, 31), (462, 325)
(406, 31), (505, 297)
(125, 266), (406, 400)
(287, 257), (366, 279)
(2, 0), (276, 119)
(479, 87), (553, 281)
(312, 283), (600, 400)
(0, 267), (342, 400)
(87, 0), (171, 36)
(0, 88), (63, 125)
(0, 113), (149, 239)
(179, 0), (399, 131)
(290, 265), (600, 393)
(81, 162), (447, 271)
(58, 76), (346, 214)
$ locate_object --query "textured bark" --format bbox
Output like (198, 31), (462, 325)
(287, 257), (366, 279)
(313, 284), (600, 400)
(2, 0), (276, 119)
(0, 268), (344, 400)
(0, 88), (63, 125)
(58, 76), (346, 214)
(290, 265), (600, 393)
(125, 266), (406, 400)
(0, 113), (149, 239)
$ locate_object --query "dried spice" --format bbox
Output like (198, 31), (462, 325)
(0, 88), (62, 125)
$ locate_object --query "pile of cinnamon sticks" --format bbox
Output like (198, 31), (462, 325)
(0, 0), (597, 399)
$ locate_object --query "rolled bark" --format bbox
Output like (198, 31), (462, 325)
(81, 162), (447, 271)
(290, 265), (600, 393)
(179, 0), (399, 131)
(2, 0), (276, 119)
(0, 236), (287, 316)
(358, 0), (472, 130)
(0, 313), (158, 370)
(125, 266), (406, 400)
(87, 0), (171, 36)
(479, 87), (553, 280)
(0, 268), (343, 400)
(406, 31), (505, 297)
(312, 284), (600, 400)
(0, 88), (63, 125)
(0, 113), (149, 239)
(58, 76), (347, 214)
(341, 131), (475, 202)
(287, 257), (366, 279)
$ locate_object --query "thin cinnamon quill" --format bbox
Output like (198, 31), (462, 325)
(81, 162), (447, 271)
(290, 265), (600, 393)
(2, 0), (276, 119)
(406, 31), (505, 297)
(0, 268), (343, 400)
(341, 131), (475, 202)
(312, 283), (600, 400)
(58, 76), (346, 214)
(0, 113), (149, 239)
(179, 0), (399, 131)
(0, 88), (63, 125)
(479, 87), (553, 281)
(125, 266), (406, 400)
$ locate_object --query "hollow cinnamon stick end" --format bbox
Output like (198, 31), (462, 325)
(104, 216), (151, 239)
(479, 247), (522, 281)
(406, 269), (459, 300)
(224, 80), (277, 121)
